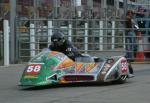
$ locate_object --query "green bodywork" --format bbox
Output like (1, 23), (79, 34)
(19, 51), (64, 86)
(19, 51), (127, 87)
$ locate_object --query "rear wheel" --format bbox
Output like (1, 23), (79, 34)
(114, 75), (127, 84)
(116, 75), (127, 84)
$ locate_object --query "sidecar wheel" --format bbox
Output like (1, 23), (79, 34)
(116, 75), (127, 84)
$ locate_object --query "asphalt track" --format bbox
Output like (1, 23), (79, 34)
(0, 64), (150, 103)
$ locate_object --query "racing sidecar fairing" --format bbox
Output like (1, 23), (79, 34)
(19, 50), (133, 87)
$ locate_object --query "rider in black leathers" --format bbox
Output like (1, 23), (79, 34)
(49, 31), (81, 61)
(49, 31), (134, 77)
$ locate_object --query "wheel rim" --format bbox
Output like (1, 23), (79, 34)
(120, 75), (127, 81)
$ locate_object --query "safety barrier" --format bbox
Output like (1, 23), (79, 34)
(3, 20), (9, 66)
(0, 18), (148, 64)
(0, 20), (10, 66)
(15, 19), (129, 62)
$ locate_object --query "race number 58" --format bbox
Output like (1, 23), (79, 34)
(25, 64), (42, 74)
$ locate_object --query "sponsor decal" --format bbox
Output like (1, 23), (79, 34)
(48, 51), (59, 58)
(63, 66), (75, 73)
(25, 64), (42, 74)
(85, 63), (96, 72)
(57, 58), (75, 69)
(75, 63), (97, 73)
(55, 53), (66, 61)
(47, 60), (58, 69)
(121, 59), (128, 73)
(76, 63), (84, 72)
(24, 75), (38, 79)
(79, 67), (86, 73)
(101, 64), (111, 74)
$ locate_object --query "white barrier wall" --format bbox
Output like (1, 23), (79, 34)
(3, 20), (9, 66)
(99, 21), (103, 51)
(48, 21), (53, 47)
(30, 24), (35, 57)
(84, 23), (88, 53)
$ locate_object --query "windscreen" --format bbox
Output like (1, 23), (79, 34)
(29, 51), (49, 63)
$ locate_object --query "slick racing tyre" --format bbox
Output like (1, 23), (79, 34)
(116, 75), (127, 84)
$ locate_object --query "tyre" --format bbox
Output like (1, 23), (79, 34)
(116, 75), (127, 84)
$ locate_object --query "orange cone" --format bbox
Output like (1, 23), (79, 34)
(135, 31), (145, 62)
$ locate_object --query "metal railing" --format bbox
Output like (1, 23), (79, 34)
(0, 19), (147, 65)
(15, 18), (150, 62)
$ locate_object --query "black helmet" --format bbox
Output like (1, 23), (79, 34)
(51, 31), (65, 46)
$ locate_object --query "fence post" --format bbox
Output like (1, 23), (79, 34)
(30, 24), (35, 57)
(48, 20), (53, 47)
(3, 20), (9, 66)
(99, 21), (103, 51)
(112, 21), (115, 49)
(85, 22), (88, 53)
(68, 24), (72, 41)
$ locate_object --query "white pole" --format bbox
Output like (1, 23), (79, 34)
(48, 20), (53, 47)
(3, 20), (9, 66)
(75, 0), (81, 6)
(75, 0), (82, 17)
(85, 23), (88, 53)
(77, 11), (82, 18)
(30, 24), (35, 57)
(68, 24), (72, 41)
(99, 21), (103, 51)
(123, 31), (126, 49)
(112, 21), (115, 49)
